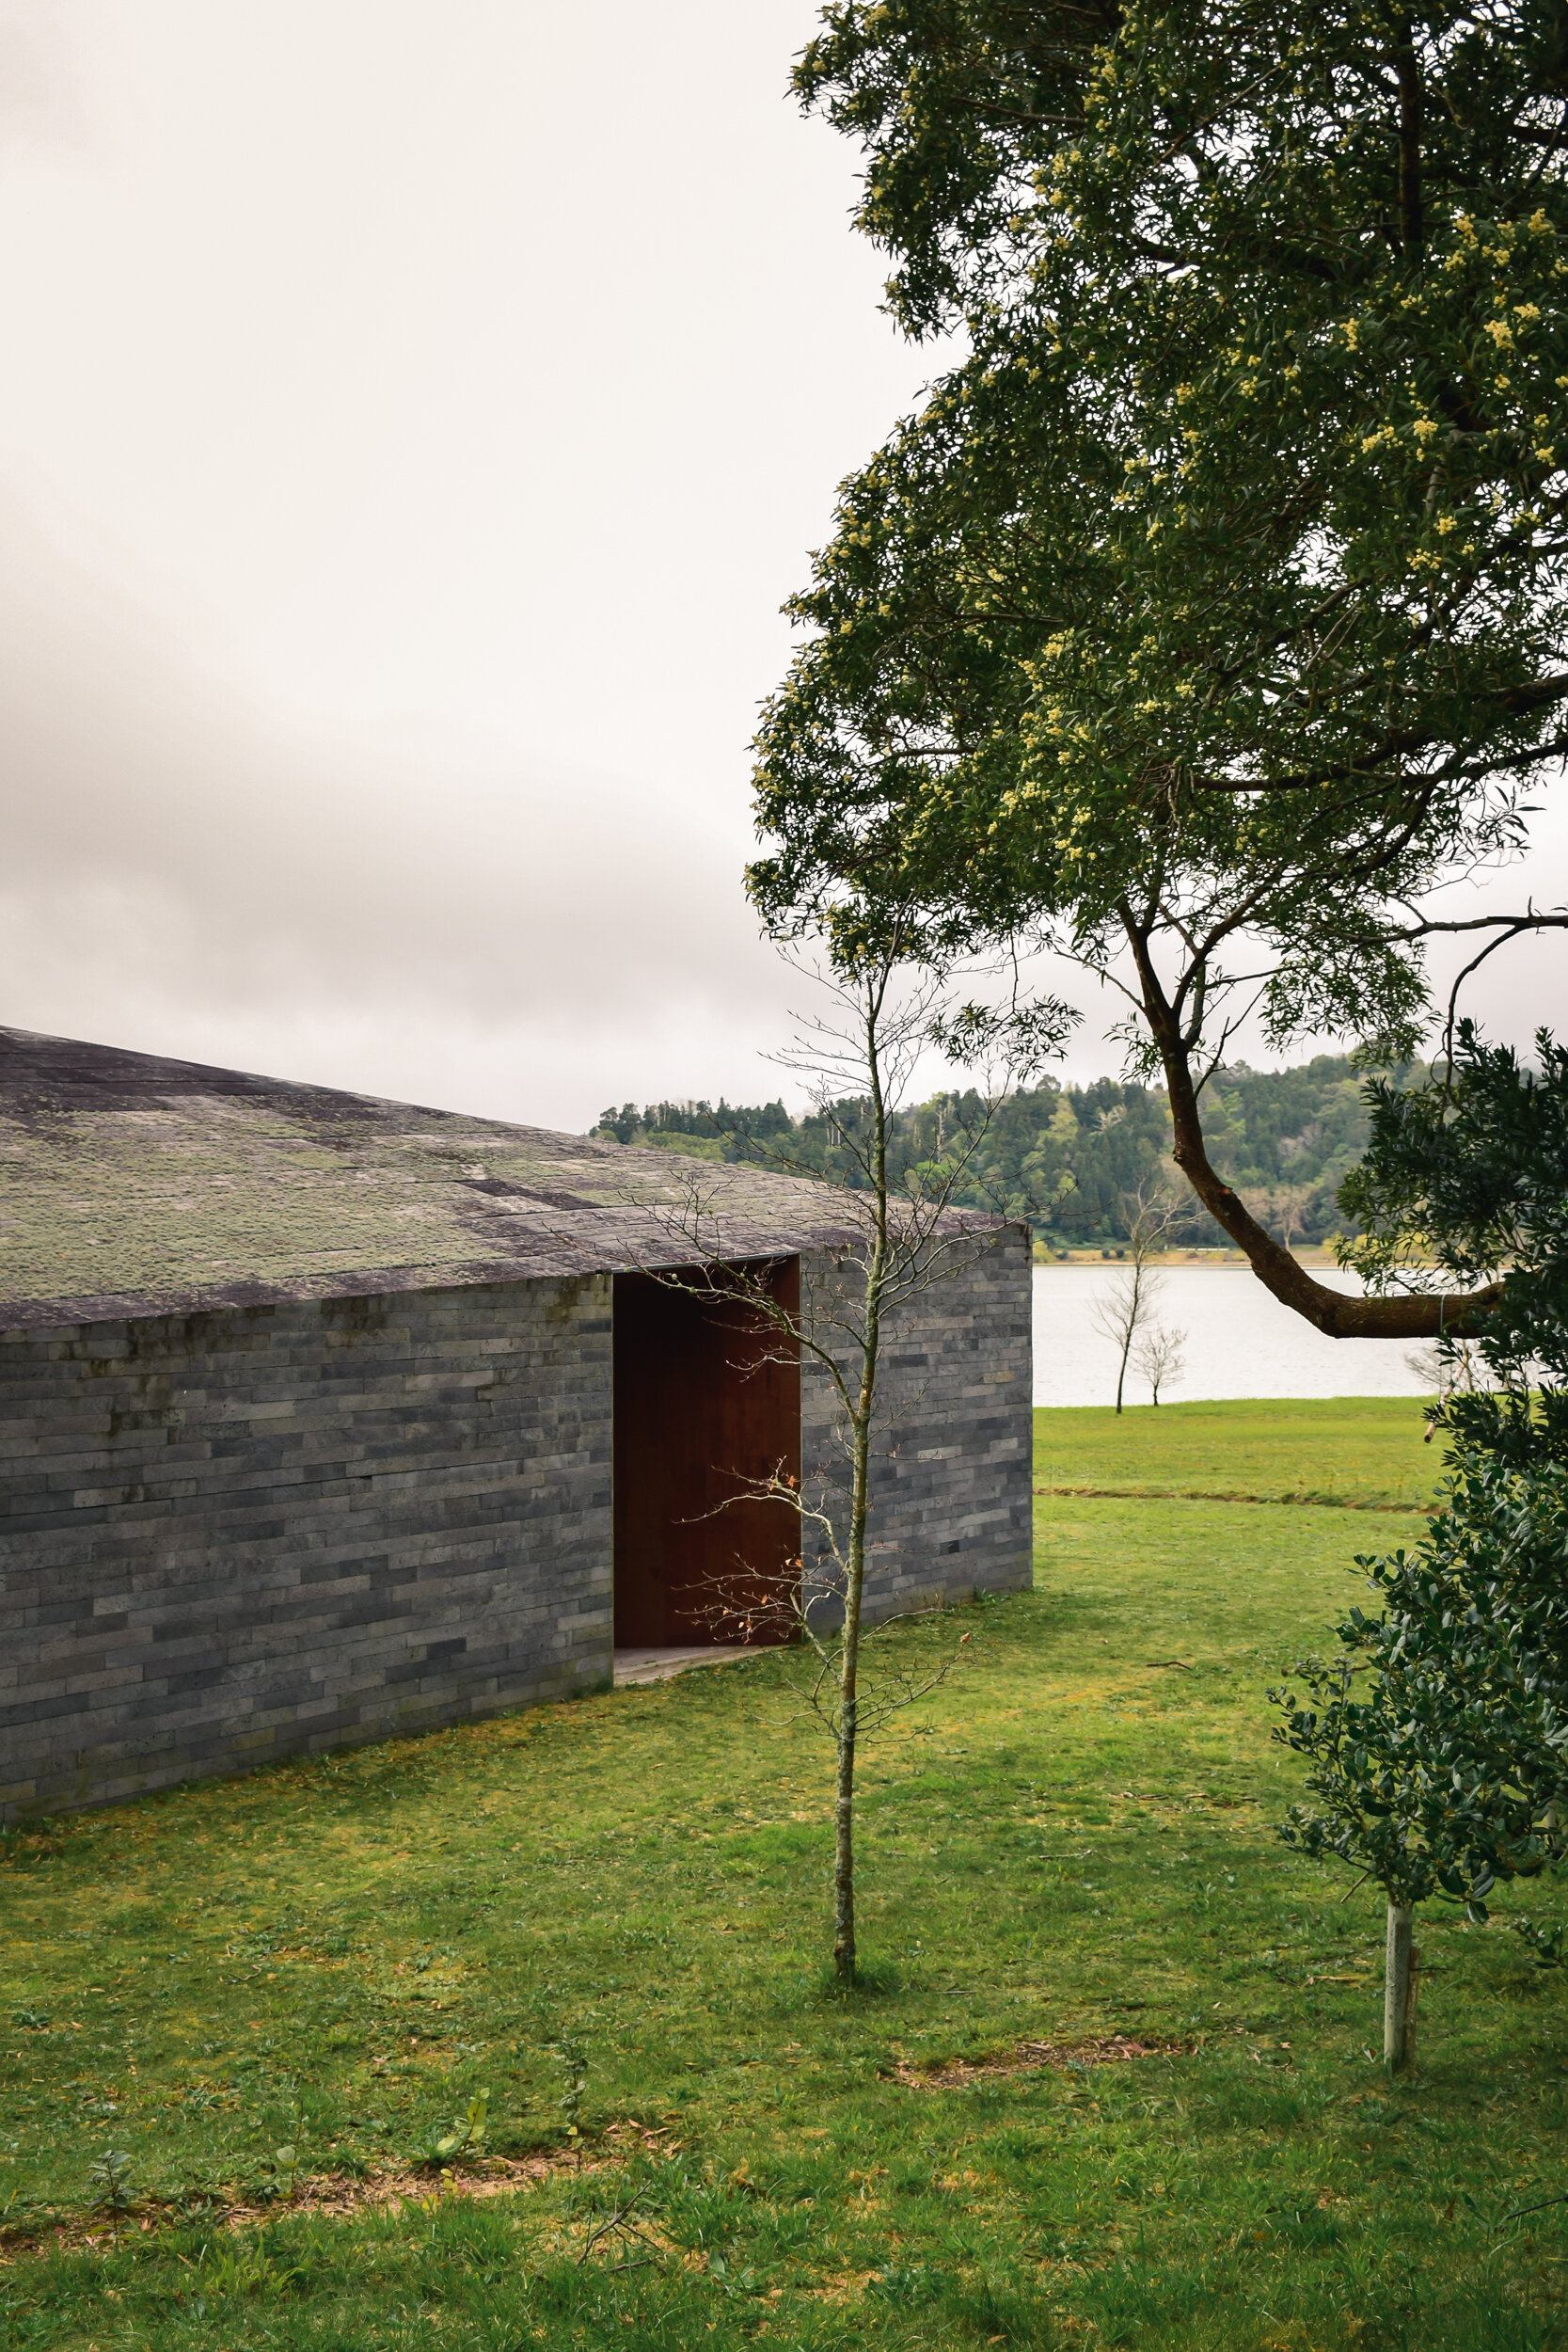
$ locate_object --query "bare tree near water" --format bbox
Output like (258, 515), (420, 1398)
(1089, 1181), (1188, 1413)
(1402, 1337), (1492, 1404)
(1132, 1320), (1187, 1406)
(641, 942), (1069, 1980)
(1243, 1183), (1314, 1254)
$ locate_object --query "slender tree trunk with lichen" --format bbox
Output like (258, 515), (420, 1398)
(832, 999), (890, 1984)
(1384, 1900), (1418, 2074)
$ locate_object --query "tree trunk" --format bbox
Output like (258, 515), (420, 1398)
(834, 1343), (876, 1979)
(832, 1004), (888, 1985)
(832, 1686), (857, 1980)
(1384, 1901), (1416, 2074)
(1114, 1260), (1141, 1413)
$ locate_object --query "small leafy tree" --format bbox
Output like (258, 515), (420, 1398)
(1274, 1440), (1568, 2071)
(1272, 1024), (1568, 2070)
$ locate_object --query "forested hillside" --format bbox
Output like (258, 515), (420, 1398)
(594, 1055), (1401, 1248)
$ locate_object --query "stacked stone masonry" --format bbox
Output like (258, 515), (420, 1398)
(0, 1232), (1032, 1820)
(800, 1231), (1034, 1624)
(0, 1279), (616, 1819)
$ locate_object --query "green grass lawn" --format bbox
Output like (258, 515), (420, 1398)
(1034, 1395), (1441, 1511)
(3, 1406), (1565, 2349)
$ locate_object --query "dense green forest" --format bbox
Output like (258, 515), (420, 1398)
(594, 1054), (1400, 1248)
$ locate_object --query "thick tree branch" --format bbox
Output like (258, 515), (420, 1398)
(1118, 909), (1503, 1340)
(1186, 676), (1568, 794)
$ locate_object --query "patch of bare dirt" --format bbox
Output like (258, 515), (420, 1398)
(891, 2033), (1186, 2089)
(0, 2123), (684, 2265)
(1035, 1483), (1427, 1515)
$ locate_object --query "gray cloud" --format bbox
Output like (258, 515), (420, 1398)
(0, 484), (801, 1126)
(2, 471), (1560, 1136)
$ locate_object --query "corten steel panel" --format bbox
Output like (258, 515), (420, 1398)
(612, 1261), (801, 1646)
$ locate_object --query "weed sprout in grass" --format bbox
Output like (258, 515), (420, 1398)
(553, 2036), (588, 2141)
(418, 2088), (489, 2169)
(87, 2148), (134, 2215)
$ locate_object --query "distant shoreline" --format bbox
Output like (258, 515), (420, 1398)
(1034, 1249), (1349, 1269)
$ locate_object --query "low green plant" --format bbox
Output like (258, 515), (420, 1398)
(416, 2087), (488, 2168)
(269, 2079), (306, 2200)
(1512, 1915), (1566, 1969)
(87, 2147), (134, 2214)
(182, 2239), (303, 2299)
(552, 2037), (587, 2140)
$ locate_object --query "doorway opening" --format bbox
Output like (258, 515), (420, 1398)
(612, 1258), (800, 1656)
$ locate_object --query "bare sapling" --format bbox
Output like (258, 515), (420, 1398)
(1132, 1320), (1187, 1406)
(1089, 1180), (1187, 1412)
(1402, 1338), (1491, 1402)
(646, 946), (1069, 1981)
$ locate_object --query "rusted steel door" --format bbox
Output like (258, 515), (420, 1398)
(612, 1259), (801, 1645)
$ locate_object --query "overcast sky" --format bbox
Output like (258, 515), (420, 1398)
(0, 2), (1560, 1131)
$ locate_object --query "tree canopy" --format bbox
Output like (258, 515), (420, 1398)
(751, 0), (1568, 1338)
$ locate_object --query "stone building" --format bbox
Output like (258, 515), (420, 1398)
(0, 1026), (1032, 1820)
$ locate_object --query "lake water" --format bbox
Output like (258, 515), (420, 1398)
(1034, 1265), (1430, 1407)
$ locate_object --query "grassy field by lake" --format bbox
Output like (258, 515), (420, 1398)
(3, 1404), (1564, 2349)
(1033, 1396), (1440, 1512)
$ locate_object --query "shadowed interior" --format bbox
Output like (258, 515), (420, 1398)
(612, 1260), (801, 1646)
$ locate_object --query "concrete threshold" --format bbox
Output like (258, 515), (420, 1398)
(612, 1645), (757, 1688)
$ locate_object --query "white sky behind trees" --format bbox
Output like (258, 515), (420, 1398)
(0, 1), (1560, 1129)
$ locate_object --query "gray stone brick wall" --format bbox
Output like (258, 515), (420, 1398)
(0, 1278), (613, 1820)
(0, 1227), (1033, 1822)
(800, 1223), (1034, 1622)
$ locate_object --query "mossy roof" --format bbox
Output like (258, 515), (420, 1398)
(0, 1026), (863, 1329)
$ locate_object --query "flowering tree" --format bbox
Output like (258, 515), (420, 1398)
(752, 0), (1568, 1340)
